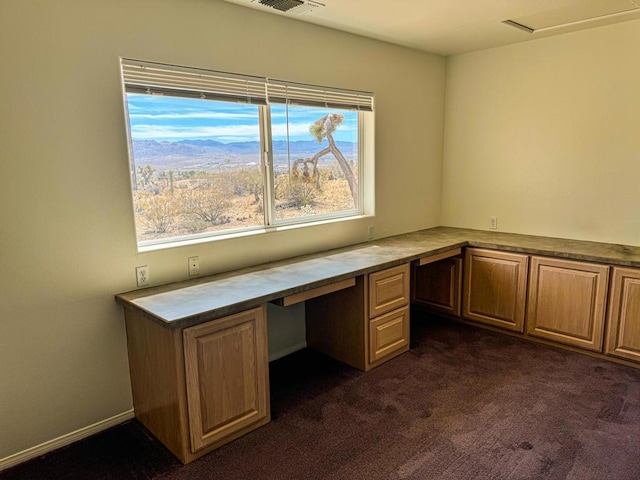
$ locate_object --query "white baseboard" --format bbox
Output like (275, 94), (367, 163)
(0, 409), (135, 472)
(2, 342), (306, 472)
(269, 341), (307, 362)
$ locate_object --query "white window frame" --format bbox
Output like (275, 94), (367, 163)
(120, 59), (374, 250)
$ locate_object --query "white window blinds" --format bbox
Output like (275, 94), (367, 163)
(267, 80), (374, 112)
(121, 59), (268, 105)
(120, 59), (374, 111)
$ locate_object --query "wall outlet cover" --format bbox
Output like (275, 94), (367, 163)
(136, 265), (150, 287)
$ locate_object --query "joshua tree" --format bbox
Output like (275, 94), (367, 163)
(309, 113), (357, 206)
(136, 165), (156, 190)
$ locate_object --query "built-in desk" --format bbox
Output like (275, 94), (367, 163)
(115, 231), (469, 329)
(115, 226), (640, 463)
(116, 227), (640, 328)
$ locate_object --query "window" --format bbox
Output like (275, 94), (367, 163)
(120, 59), (374, 249)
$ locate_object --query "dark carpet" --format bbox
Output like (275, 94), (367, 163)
(3, 312), (640, 480)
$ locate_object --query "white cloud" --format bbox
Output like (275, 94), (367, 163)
(270, 122), (313, 137)
(129, 112), (257, 120)
(131, 120), (355, 142)
(131, 124), (260, 141)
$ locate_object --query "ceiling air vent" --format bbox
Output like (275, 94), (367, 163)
(259, 0), (302, 12)
(255, 0), (324, 15)
(504, 0), (640, 34)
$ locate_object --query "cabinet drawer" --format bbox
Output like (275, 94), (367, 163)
(369, 306), (410, 364)
(368, 263), (410, 318)
(274, 278), (356, 307)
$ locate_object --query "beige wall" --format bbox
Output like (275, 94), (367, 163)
(0, 0), (445, 460)
(442, 19), (640, 246)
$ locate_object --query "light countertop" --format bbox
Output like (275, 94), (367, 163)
(116, 227), (640, 328)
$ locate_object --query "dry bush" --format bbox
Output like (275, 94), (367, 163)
(180, 181), (233, 225)
(135, 191), (181, 234)
(225, 168), (263, 202)
(275, 174), (318, 209)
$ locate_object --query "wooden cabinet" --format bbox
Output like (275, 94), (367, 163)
(124, 306), (269, 464)
(463, 248), (528, 332)
(306, 263), (410, 371)
(605, 267), (640, 362)
(527, 257), (609, 352)
(183, 308), (269, 453)
(412, 249), (462, 317)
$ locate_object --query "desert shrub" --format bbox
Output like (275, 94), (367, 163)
(135, 191), (180, 234)
(289, 182), (317, 208)
(224, 168), (263, 201)
(275, 174), (318, 209)
(180, 179), (233, 225)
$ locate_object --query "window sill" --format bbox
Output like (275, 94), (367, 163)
(137, 214), (375, 253)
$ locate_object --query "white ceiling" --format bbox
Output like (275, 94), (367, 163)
(222, 0), (640, 56)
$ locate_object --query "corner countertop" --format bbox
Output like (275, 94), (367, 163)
(115, 227), (640, 328)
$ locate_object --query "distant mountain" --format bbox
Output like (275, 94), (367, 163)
(131, 138), (357, 171)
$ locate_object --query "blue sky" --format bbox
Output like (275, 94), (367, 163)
(126, 94), (358, 143)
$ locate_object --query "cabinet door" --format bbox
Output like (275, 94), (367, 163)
(463, 248), (528, 332)
(183, 307), (269, 452)
(527, 257), (609, 351)
(368, 263), (410, 318)
(605, 267), (640, 362)
(369, 305), (410, 364)
(413, 256), (462, 316)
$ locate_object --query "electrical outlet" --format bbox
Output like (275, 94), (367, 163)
(490, 216), (498, 230)
(188, 256), (200, 276)
(368, 225), (375, 240)
(136, 265), (150, 287)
